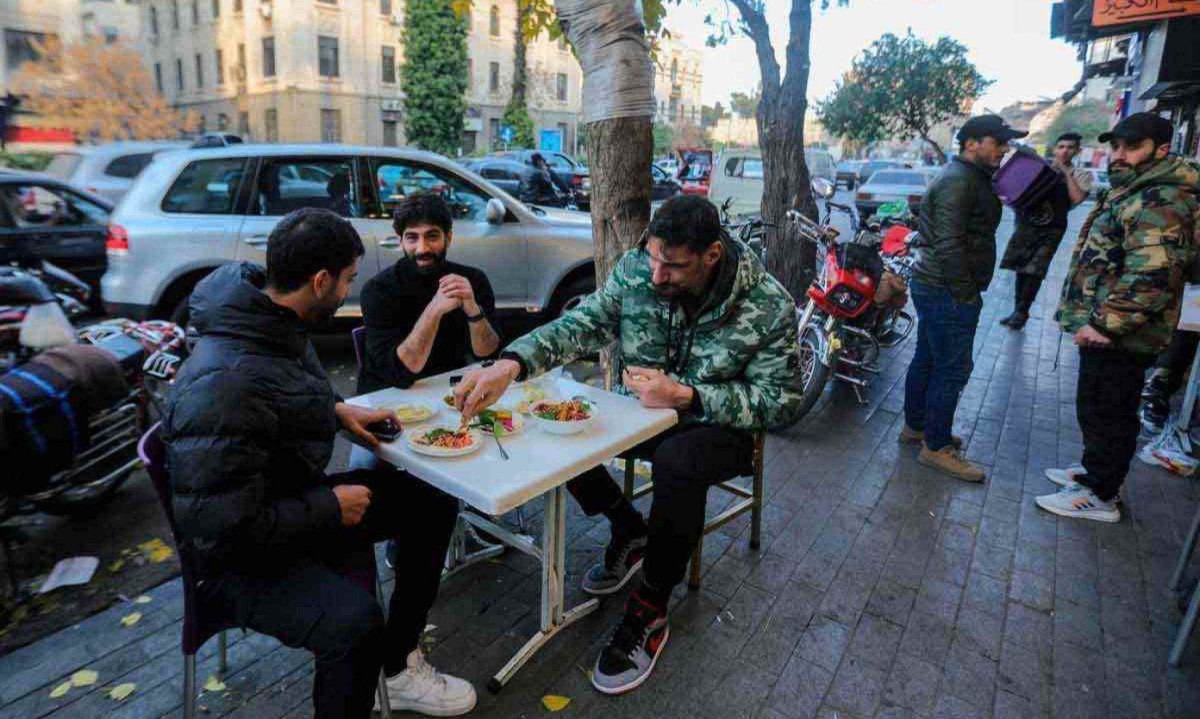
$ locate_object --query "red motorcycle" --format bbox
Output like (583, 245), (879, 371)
(790, 182), (918, 419)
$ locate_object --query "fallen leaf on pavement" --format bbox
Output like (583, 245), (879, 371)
(49, 682), (72, 699)
(133, 595), (152, 604)
(108, 683), (136, 701)
(70, 670), (99, 687)
(203, 676), (227, 692)
(542, 695), (570, 711)
(120, 612), (142, 628)
(138, 538), (174, 563)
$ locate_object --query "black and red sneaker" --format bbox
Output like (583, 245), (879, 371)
(591, 591), (669, 695)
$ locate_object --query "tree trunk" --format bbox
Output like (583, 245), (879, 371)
(586, 118), (653, 282)
(512, 2), (528, 106)
(919, 131), (946, 163)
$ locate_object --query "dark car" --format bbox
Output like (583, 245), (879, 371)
(0, 170), (111, 309)
(856, 160), (904, 186)
(650, 164), (682, 203)
(492, 149), (587, 196)
(836, 160), (863, 190)
(463, 158), (528, 196)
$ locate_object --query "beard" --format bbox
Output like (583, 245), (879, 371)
(408, 250), (448, 275)
(309, 292), (344, 325)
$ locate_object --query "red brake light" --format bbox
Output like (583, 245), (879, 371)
(571, 175), (583, 186)
(907, 194), (922, 204)
(856, 192), (872, 201)
(106, 224), (129, 254)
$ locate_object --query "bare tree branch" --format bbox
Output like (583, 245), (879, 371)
(729, 0), (781, 95)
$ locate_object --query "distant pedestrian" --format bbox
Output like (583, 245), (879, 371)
(901, 114), (1025, 482)
(998, 132), (1093, 330)
(1041, 113), (1200, 523)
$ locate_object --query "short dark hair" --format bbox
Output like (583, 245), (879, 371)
(646, 195), (722, 254)
(1056, 132), (1083, 147)
(266, 208), (365, 292)
(392, 191), (453, 235)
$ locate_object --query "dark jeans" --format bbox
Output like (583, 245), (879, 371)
(904, 280), (983, 450)
(1076, 347), (1155, 502)
(200, 467), (459, 719)
(567, 424), (754, 594)
(1013, 273), (1044, 314)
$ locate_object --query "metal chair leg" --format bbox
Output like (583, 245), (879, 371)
(374, 573), (392, 717)
(624, 458), (635, 499)
(687, 544), (702, 591)
(182, 654), (197, 719)
(750, 468), (764, 552)
(217, 631), (228, 677)
(1170, 505), (1200, 592)
(1169, 579), (1200, 667)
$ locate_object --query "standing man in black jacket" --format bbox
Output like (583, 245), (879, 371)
(163, 209), (476, 719)
(902, 115), (1025, 482)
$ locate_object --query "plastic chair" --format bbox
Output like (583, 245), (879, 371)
(623, 432), (766, 590)
(351, 325), (367, 371)
(138, 424), (392, 718)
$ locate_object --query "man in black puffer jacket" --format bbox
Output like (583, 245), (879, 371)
(163, 209), (476, 719)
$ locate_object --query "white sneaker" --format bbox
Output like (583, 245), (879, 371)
(1034, 486), (1121, 523)
(1044, 465), (1085, 487)
(376, 648), (477, 716)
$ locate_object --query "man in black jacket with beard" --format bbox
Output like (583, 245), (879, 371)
(162, 209), (476, 719)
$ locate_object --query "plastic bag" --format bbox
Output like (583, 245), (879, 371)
(1138, 423), (1199, 476)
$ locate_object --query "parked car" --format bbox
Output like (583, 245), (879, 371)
(42, 141), (189, 203)
(854, 168), (934, 217)
(856, 159), (904, 186)
(462, 158), (527, 196)
(101, 144), (600, 323)
(650, 164), (683, 203)
(191, 133), (245, 149)
(675, 147), (715, 197)
(1085, 167), (1110, 199)
(491, 149), (589, 202)
(836, 159), (863, 189)
(0, 169), (111, 309)
(708, 147), (836, 217)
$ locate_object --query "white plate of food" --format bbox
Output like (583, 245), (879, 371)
(385, 401), (437, 425)
(406, 426), (483, 457)
(529, 398), (598, 435)
(469, 406), (524, 436)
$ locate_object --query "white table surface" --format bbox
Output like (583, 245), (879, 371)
(348, 369), (678, 516)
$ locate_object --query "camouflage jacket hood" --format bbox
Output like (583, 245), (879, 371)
(506, 239), (803, 430)
(1056, 155), (1200, 355)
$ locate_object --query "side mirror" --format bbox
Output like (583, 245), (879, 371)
(811, 177), (836, 200)
(485, 198), (507, 224)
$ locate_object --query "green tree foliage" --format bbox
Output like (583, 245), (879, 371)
(1043, 100), (1112, 148)
(653, 122), (675, 155)
(701, 102), (726, 128)
(729, 90), (759, 119)
(817, 31), (991, 160)
(502, 102), (536, 148)
(402, 0), (469, 156)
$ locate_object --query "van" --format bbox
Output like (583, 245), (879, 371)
(709, 147), (836, 217)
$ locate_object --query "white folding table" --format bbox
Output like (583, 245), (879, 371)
(348, 368), (677, 691)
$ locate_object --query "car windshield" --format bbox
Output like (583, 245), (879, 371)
(44, 153), (82, 179)
(868, 171), (927, 186)
(742, 159), (763, 179)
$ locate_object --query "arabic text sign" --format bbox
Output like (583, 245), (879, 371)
(1093, 0), (1200, 28)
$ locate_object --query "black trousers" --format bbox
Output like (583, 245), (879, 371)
(200, 468), (459, 719)
(1013, 273), (1044, 314)
(1151, 329), (1200, 398)
(567, 424), (754, 593)
(1076, 347), (1154, 502)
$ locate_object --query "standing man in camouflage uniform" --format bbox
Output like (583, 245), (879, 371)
(452, 195), (801, 694)
(1041, 113), (1200, 523)
(998, 132), (1093, 330)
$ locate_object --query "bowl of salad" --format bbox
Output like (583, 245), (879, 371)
(528, 397), (597, 435)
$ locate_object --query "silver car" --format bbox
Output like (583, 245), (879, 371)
(43, 141), (190, 203)
(101, 144), (598, 322)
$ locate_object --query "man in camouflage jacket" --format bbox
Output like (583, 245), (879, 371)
(453, 196), (801, 694)
(1039, 113), (1200, 524)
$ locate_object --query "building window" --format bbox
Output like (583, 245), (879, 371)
(380, 0), (392, 14)
(217, 112), (229, 130)
(262, 37), (275, 77)
(321, 108), (342, 142)
(191, 0), (199, 25)
(195, 53), (204, 87)
(557, 122), (568, 147)
(237, 42), (246, 82)
(670, 58), (677, 84)
(489, 118), (500, 146)
(555, 73), (567, 102)
(381, 45), (396, 84)
(264, 108), (278, 141)
(233, 0), (242, 12)
(4, 29), (50, 72)
(383, 120), (398, 147)
(171, 0), (180, 30)
(489, 5), (500, 37)
(215, 48), (224, 84)
(149, 6), (159, 34)
(154, 62), (163, 93)
(212, 0), (219, 18)
(488, 61), (499, 93)
(316, 0), (336, 4)
(175, 58), (184, 91)
(238, 111), (249, 136)
(318, 36), (339, 78)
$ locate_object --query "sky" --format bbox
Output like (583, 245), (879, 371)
(664, 0), (1084, 113)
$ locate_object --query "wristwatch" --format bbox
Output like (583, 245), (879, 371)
(465, 311), (486, 323)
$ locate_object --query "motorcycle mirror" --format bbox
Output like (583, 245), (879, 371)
(485, 198), (507, 224)
(811, 177), (836, 200)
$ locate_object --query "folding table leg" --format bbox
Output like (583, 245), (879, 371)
(1170, 505), (1200, 593)
(1169, 579), (1200, 667)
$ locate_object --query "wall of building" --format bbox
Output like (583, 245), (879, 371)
(650, 33), (702, 128)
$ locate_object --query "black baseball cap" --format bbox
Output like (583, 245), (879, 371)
(1098, 112), (1173, 146)
(957, 114), (1029, 143)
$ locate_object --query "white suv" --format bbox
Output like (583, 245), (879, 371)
(101, 144), (598, 322)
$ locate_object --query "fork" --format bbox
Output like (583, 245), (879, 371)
(491, 420), (510, 460)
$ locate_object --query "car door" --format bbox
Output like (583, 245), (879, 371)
(363, 155), (528, 308)
(0, 181), (109, 297)
(236, 155), (378, 317)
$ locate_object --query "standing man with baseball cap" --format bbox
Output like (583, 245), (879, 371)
(902, 115), (1027, 482)
(1042, 113), (1200, 522)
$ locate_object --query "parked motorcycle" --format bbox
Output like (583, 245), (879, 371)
(791, 179), (918, 419)
(719, 197), (770, 260)
(0, 263), (184, 520)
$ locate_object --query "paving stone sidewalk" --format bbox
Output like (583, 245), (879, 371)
(0, 209), (1198, 718)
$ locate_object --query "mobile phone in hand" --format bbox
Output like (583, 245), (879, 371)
(365, 417), (402, 442)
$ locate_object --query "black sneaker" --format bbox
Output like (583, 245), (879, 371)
(591, 592), (669, 695)
(582, 532), (647, 596)
(1141, 397), (1168, 435)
